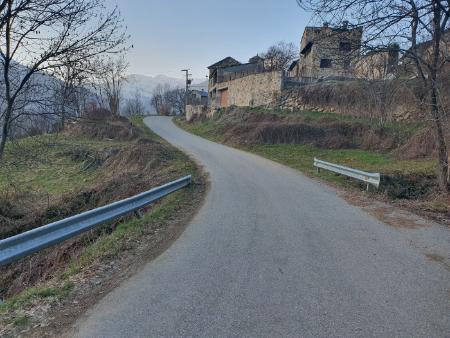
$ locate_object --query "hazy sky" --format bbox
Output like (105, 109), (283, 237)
(107, 0), (311, 81)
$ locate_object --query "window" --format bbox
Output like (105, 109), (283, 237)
(320, 59), (332, 68)
(343, 60), (351, 69)
(339, 42), (352, 52)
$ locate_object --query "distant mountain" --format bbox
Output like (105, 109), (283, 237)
(122, 74), (208, 113)
(124, 74), (184, 96)
(1, 67), (208, 118)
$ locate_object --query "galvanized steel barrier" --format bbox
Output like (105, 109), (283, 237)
(314, 158), (380, 190)
(0, 175), (192, 266)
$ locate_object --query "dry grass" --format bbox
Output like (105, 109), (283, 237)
(175, 107), (449, 223)
(0, 114), (201, 302)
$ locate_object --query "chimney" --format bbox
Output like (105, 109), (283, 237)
(342, 20), (349, 29)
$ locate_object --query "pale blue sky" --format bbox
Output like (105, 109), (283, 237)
(108, 0), (311, 80)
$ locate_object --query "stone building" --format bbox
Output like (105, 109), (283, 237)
(297, 21), (363, 81)
(399, 30), (450, 77)
(287, 60), (300, 78)
(208, 55), (274, 108)
(190, 89), (208, 106)
(354, 45), (400, 79)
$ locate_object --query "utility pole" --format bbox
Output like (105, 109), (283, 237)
(181, 69), (191, 115)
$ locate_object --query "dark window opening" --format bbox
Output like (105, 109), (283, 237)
(343, 60), (351, 69)
(320, 59), (332, 68)
(301, 41), (313, 55)
(339, 42), (352, 52)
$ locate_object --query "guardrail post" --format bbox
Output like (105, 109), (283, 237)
(134, 209), (144, 219)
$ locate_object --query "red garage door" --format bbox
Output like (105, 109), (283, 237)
(219, 88), (229, 107)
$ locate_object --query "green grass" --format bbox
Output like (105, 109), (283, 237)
(62, 190), (187, 277)
(0, 116), (192, 199)
(0, 282), (74, 314)
(244, 144), (435, 188)
(175, 115), (436, 190)
(174, 118), (226, 144)
(0, 187), (189, 325)
(129, 115), (163, 140)
(0, 116), (201, 324)
(246, 144), (435, 175)
(0, 133), (127, 196)
(216, 106), (423, 140)
(13, 315), (30, 327)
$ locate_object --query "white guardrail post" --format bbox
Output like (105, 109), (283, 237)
(0, 175), (192, 266)
(313, 158), (380, 191)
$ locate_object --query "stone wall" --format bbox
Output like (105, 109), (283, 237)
(215, 71), (283, 108)
(276, 81), (422, 122)
(186, 105), (208, 122)
(354, 48), (399, 80)
(299, 25), (363, 80)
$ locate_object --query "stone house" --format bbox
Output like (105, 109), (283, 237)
(354, 45), (400, 80)
(297, 21), (363, 81)
(287, 60), (300, 78)
(190, 89), (208, 106)
(399, 30), (450, 77)
(208, 55), (275, 108)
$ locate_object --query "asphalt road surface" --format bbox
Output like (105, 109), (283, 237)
(71, 116), (449, 338)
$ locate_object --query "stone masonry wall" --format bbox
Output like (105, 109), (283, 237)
(276, 81), (422, 122)
(216, 71), (283, 107)
(186, 105), (208, 122)
(299, 26), (363, 80)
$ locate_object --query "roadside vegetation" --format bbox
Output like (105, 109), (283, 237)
(175, 106), (448, 223)
(0, 111), (206, 336)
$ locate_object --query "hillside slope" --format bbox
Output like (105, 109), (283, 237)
(0, 112), (206, 336)
(176, 107), (449, 224)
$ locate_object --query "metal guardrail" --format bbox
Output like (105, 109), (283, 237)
(0, 175), (192, 266)
(314, 158), (380, 190)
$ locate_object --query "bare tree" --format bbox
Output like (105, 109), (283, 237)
(124, 90), (146, 116)
(297, 0), (450, 192)
(150, 85), (185, 116)
(263, 41), (299, 71)
(165, 88), (186, 116)
(150, 84), (164, 115)
(94, 57), (128, 116)
(0, 0), (128, 161)
(53, 59), (90, 129)
(150, 84), (170, 115)
(364, 79), (402, 127)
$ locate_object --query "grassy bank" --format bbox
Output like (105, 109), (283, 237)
(174, 107), (447, 219)
(175, 109), (435, 187)
(0, 115), (206, 336)
(244, 144), (434, 187)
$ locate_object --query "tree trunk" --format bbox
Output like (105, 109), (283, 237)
(429, 0), (448, 193)
(61, 110), (66, 131)
(0, 104), (13, 161)
(431, 88), (449, 192)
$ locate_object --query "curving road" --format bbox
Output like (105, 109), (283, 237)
(72, 116), (449, 337)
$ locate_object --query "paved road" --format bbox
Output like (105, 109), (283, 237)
(72, 116), (449, 338)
